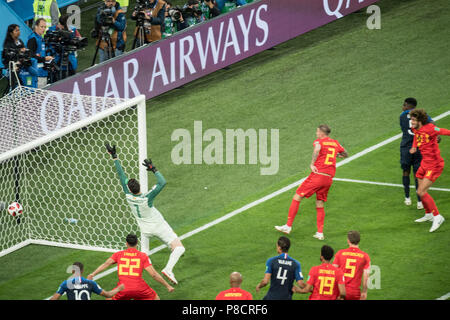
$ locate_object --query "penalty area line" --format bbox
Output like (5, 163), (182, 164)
(43, 110), (450, 300)
(334, 178), (450, 192)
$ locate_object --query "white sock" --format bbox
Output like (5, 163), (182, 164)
(141, 235), (150, 255)
(165, 246), (185, 272)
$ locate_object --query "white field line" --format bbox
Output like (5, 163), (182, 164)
(436, 292), (450, 300)
(334, 178), (450, 192)
(44, 110), (450, 300)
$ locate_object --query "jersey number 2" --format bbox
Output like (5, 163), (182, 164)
(324, 148), (336, 165)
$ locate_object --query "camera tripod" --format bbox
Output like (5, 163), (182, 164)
(1, 62), (24, 97)
(48, 48), (71, 83)
(91, 26), (115, 66)
(132, 19), (148, 50)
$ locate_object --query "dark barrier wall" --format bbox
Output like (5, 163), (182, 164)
(48, 0), (379, 99)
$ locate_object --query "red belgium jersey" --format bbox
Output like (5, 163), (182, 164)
(412, 123), (450, 168)
(333, 247), (371, 294)
(215, 288), (253, 300)
(307, 263), (345, 300)
(110, 248), (151, 290)
(313, 137), (345, 177)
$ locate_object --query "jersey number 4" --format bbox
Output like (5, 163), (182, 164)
(276, 267), (288, 285)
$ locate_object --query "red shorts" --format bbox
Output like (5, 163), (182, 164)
(296, 173), (333, 202)
(112, 283), (158, 300)
(416, 165), (443, 182)
(344, 290), (361, 300)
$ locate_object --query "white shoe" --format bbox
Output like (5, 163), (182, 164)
(275, 224), (291, 234)
(404, 197), (412, 206)
(430, 215), (445, 233)
(161, 268), (178, 285)
(415, 213), (433, 223)
(417, 201), (424, 210)
(313, 232), (324, 240)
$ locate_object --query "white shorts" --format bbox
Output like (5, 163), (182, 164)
(141, 218), (178, 247)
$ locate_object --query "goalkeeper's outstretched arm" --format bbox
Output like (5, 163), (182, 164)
(142, 159), (166, 204)
(105, 143), (129, 194)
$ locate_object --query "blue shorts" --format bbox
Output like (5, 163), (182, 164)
(400, 147), (421, 172)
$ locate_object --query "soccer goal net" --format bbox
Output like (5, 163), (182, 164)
(0, 86), (147, 257)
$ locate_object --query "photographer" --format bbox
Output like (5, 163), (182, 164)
(183, 0), (204, 27)
(94, 0), (127, 63)
(47, 14), (83, 81)
(200, 0), (221, 20)
(2, 24), (36, 89)
(216, 0), (247, 13)
(131, 0), (166, 47)
(163, 1), (189, 38)
(26, 18), (54, 88)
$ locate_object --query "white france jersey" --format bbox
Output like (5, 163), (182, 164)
(125, 188), (166, 233)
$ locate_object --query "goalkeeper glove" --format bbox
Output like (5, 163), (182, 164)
(142, 159), (157, 173)
(105, 142), (117, 159)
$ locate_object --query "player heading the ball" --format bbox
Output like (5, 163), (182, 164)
(105, 143), (185, 285)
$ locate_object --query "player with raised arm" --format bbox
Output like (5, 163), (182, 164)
(333, 231), (371, 300)
(293, 245), (345, 300)
(256, 236), (305, 300)
(50, 262), (125, 300)
(88, 234), (174, 300)
(275, 125), (348, 240)
(399, 98), (424, 208)
(409, 109), (450, 232)
(105, 143), (185, 284)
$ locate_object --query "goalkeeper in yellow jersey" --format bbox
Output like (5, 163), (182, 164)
(105, 143), (185, 285)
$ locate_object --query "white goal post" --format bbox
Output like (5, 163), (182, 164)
(0, 87), (147, 257)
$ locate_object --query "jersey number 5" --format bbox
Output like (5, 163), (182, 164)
(344, 258), (357, 278)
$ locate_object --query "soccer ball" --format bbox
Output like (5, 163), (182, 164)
(8, 202), (23, 217)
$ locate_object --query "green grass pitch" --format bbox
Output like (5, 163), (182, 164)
(0, 0), (449, 300)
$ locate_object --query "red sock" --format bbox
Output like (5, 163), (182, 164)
(316, 207), (325, 233)
(421, 195), (432, 213)
(421, 193), (439, 216)
(287, 199), (300, 227)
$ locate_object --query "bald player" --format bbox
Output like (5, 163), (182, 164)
(215, 272), (253, 300)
